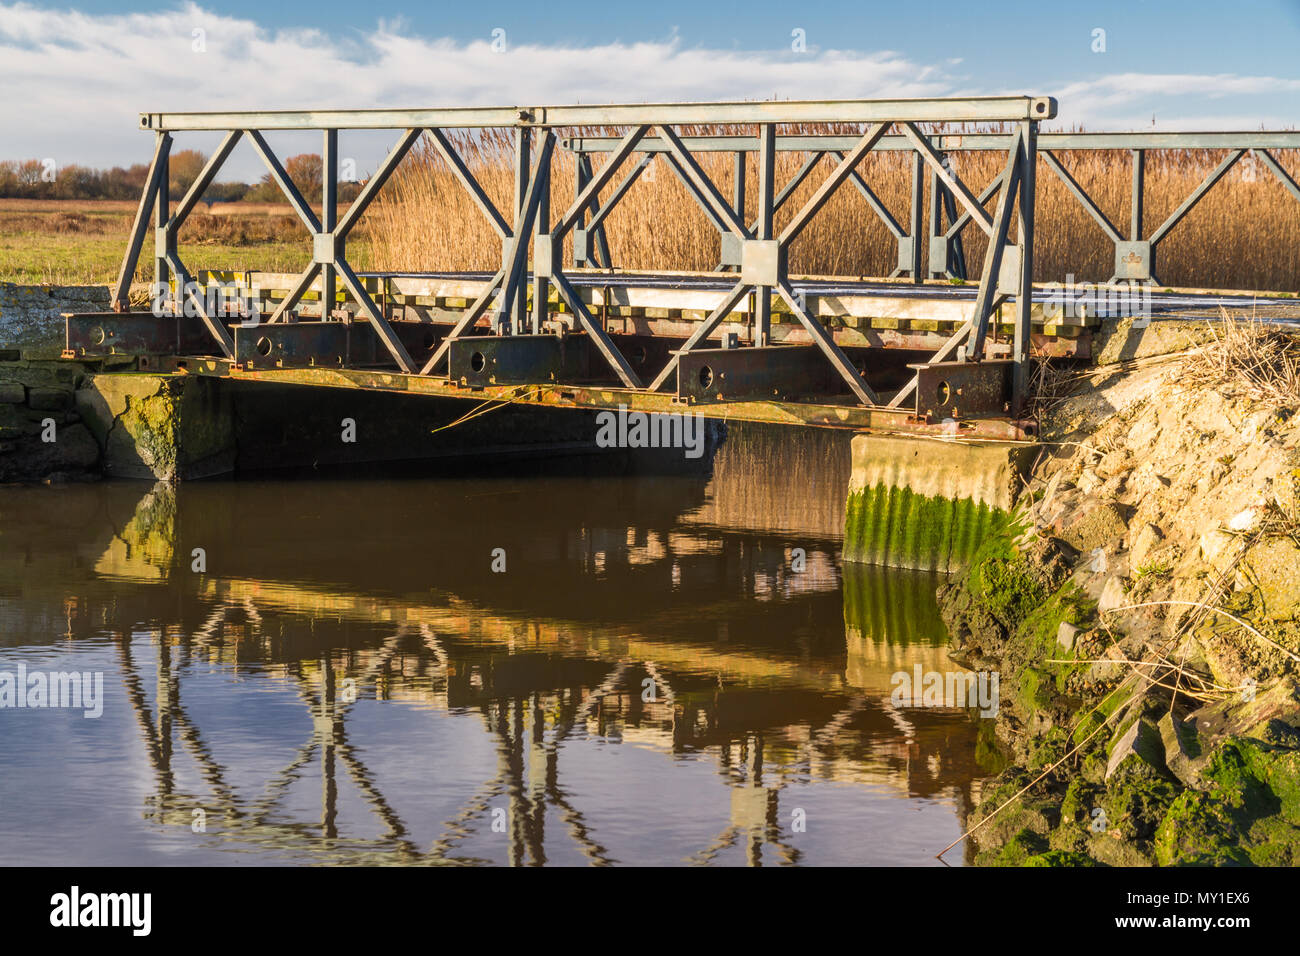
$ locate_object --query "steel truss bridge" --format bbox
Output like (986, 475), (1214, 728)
(61, 97), (1300, 438)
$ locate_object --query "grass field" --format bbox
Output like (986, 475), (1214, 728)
(0, 198), (371, 285)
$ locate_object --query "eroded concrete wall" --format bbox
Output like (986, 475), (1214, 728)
(0, 282), (110, 359)
(76, 372), (236, 480)
(0, 360), (100, 482)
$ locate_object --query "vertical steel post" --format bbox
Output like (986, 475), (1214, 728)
(153, 132), (172, 310)
(532, 151), (551, 334)
(1130, 148), (1145, 241)
(909, 150), (924, 282)
(573, 155), (587, 267)
(945, 188), (967, 280)
(755, 124), (776, 347)
(733, 148), (746, 275)
(926, 162), (943, 278)
(321, 129), (338, 320)
(511, 127), (530, 334)
(584, 155), (613, 269)
(1013, 119), (1037, 417)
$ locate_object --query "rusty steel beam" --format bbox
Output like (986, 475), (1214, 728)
(910, 360), (1014, 419)
(448, 332), (599, 387)
(64, 311), (215, 357)
(151, 358), (1037, 441)
(674, 345), (848, 404)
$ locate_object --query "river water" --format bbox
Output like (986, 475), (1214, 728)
(0, 424), (993, 866)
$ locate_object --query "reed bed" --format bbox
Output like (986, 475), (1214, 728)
(1182, 311), (1300, 406)
(365, 125), (1300, 292)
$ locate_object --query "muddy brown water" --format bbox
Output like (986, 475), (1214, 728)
(0, 424), (993, 865)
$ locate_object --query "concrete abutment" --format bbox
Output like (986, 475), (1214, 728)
(842, 432), (1033, 573)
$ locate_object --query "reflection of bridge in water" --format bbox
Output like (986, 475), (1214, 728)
(2, 426), (991, 865)
(120, 586), (980, 866)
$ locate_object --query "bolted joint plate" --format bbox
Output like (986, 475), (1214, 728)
(313, 232), (339, 265)
(533, 234), (561, 278)
(448, 332), (595, 387)
(895, 236), (916, 273)
(676, 345), (844, 404)
(996, 246), (1023, 296)
(928, 235), (952, 273)
(1114, 241), (1153, 281)
(572, 228), (589, 263)
(740, 240), (784, 286)
(719, 233), (743, 268)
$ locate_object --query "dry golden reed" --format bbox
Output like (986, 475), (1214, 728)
(364, 125), (1300, 292)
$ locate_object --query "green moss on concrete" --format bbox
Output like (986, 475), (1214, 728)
(961, 519), (1043, 631)
(1024, 725), (1069, 770)
(968, 769), (1061, 855)
(1024, 850), (1103, 867)
(1017, 666), (1057, 716)
(1071, 688), (1130, 750)
(1153, 738), (1300, 865)
(1101, 762), (1177, 842)
(844, 483), (1011, 574)
(1244, 816), (1300, 866)
(840, 562), (948, 646)
(1018, 583), (1092, 664)
(1154, 791), (1248, 866)
(78, 372), (236, 479)
(977, 827), (1050, 866)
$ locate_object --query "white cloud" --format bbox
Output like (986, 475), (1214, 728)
(1, 2), (1298, 177)
(0, 2), (952, 174)
(1047, 73), (1300, 130)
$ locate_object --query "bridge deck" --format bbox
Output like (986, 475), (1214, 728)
(65, 272), (1300, 442)
(206, 269), (1300, 353)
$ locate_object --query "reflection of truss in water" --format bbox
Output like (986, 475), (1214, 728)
(116, 595), (979, 866)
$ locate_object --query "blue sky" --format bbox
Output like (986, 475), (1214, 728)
(4, 0), (1300, 176)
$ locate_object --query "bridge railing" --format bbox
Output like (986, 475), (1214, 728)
(107, 97), (1056, 415)
(566, 129), (1300, 286)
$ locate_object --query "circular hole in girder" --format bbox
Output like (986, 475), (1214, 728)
(936, 380), (952, 406)
(698, 365), (714, 390)
(90, 326), (106, 345)
(422, 329), (436, 351)
(256, 337), (273, 357)
(628, 344), (648, 366)
(470, 351), (486, 373)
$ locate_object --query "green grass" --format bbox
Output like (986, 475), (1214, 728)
(0, 198), (371, 285)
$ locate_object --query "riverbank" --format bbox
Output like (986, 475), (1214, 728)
(941, 315), (1300, 866)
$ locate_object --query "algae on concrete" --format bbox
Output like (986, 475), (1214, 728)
(842, 433), (1031, 573)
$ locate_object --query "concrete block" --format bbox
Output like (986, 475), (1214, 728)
(27, 386), (73, 411)
(77, 372), (236, 480)
(843, 432), (1033, 572)
(1, 282), (111, 357)
(1106, 717), (1165, 780)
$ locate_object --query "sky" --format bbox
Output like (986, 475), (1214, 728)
(4, 0), (1300, 179)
